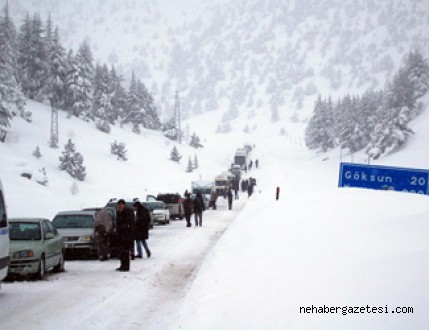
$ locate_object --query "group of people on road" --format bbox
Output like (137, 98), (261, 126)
(94, 199), (151, 272)
(183, 191), (206, 228)
(92, 158), (260, 272)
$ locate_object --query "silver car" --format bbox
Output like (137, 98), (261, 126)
(52, 211), (98, 259)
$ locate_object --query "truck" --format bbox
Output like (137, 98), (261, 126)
(234, 149), (247, 167)
(214, 171), (234, 195)
(191, 180), (214, 197)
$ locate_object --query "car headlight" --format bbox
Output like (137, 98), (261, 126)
(13, 250), (34, 258)
(79, 235), (92, 242)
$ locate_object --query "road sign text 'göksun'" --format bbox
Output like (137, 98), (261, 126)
(338, 163), (429, 195)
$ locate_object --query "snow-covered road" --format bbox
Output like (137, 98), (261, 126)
(0, 198), (245, 330)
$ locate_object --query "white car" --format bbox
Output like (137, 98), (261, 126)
(147, 201), (170, 225)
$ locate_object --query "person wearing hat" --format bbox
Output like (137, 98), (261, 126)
(116, 199), (135, 272)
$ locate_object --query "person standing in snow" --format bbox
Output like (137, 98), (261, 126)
(133, 202), (151, 258)
(255, 159), (259, 169)
(227, 187), (233, 210)
(248, 179), (254, 197)
(193, 191), (205, 227)
(116, 199), (135, 272)
(209, 191), (218, 210)
(248, 160), (253, 171)
(183, 193), (194, 227)
(94, 207), (113, 261)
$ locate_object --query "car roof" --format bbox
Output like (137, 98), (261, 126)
(54, 210), (96, 216)
(9, 217), (48, 223)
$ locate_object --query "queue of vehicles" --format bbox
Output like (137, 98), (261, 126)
(0, 144), (254, 282)
(0, 183), (187, 281)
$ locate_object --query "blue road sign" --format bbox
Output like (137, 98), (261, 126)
(338, 163), (429, 195)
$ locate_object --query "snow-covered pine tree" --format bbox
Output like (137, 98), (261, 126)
(33, 145), (42, 158)
(93, 64), (113, 133)
(189, 133), (203, 148)
(0, 1), (28, 141)
(137, 79), (161, 130)
(64, 49), (80, 117)
(162, 116), (179, 141)
(305, 95), (336, 152)
(193, 154), (199, 169)
(110, 140), (128, 161)
(59, 139), (87, 181)
(74, 41), (94, 121)
(405, 50), (429, 100)
(17, 13), (48, 101)
(170, 146), (182, 162)
(46, 26), (67, 110)
(122, 71), (145, 133)
(109, 65), (127, 123)
(186, 157), (193, 173)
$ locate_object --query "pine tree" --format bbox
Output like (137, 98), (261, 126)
(110, 140), (128, 161)
(305, 96), (336, 152)
(33, 145), (42, 158)
(193, 154), (199, 169)
(122, 71), (145, 133)
(17, 13), (48, 100)
(59, 139), (86, 181)
(186, 157), (193, 173)
(189, 133), (203, 148)
(170, 146), (182, 162)
(46, 26), (67, 109)
(74, 41), (94, 121)
(0, 1), (28, 141)
(93, 64), (113, 132)
(108, 65), (127, 123)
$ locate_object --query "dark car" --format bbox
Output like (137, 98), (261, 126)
(156, 193), (184, 220)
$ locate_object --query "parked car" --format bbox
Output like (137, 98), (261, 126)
(147, 201), (170, 225)
(52, 210), (98, 259)
(8, 218), (64, 279)
(105, 198), (154, 228)
(156, 193), (184, 220)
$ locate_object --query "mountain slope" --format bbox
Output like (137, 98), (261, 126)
(6, 0), (429, 125)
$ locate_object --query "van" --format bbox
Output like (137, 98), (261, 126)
(156, 193), (184, 220)
(0, 180), (10, 284)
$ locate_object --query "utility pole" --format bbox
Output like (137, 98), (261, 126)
(49, 99), (59, 148)
(174, 90), (182, 143)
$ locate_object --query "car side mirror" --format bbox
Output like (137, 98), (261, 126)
(45, 232), (55, 240)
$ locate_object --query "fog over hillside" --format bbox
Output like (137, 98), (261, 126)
(6, 0), (429, 122)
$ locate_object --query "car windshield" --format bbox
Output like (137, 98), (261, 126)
(9, 222), (41, 241)
(216, 180), (227, 186)
(53, 215), (93, 229)
(150, 202), (165, 210)
(157, 195), (179, 204)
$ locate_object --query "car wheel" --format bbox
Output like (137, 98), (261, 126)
(36, 256), (46, 280)
(53, 251), (65, 273)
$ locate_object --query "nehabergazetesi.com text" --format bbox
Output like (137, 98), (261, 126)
(299, 305), (413, 316)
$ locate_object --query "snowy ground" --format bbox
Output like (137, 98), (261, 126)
(1, 101), (429, 329)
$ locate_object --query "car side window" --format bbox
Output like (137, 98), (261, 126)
(46, 221), (57, 235)
(42, 221), (50, 237)
(0, 191), (6, 228)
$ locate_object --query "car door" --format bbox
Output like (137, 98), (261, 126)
(46, 221), (63, 266)
(41, 220), (56, 268)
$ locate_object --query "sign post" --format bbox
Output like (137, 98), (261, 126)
(338, 163), (429, 195)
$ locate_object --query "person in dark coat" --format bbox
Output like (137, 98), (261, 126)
(116, 199), (135, 272)
(133, 202), (151, 258)
(248, 180), (254, 197)
(227, 187), (233, 210)
(193, 191), (205, 227)
(255, 159), (259, 169)
(183, 193), (194, 227)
